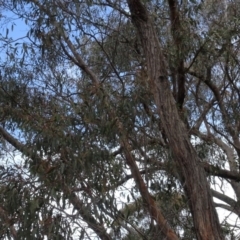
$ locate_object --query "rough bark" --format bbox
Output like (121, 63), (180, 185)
(168, 0), (185, 109)
(127, 0), (223, 239)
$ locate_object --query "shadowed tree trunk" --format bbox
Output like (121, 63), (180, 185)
(126, 0), (223, 239)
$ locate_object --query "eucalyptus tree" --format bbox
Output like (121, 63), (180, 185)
(0, 0), (240, 239)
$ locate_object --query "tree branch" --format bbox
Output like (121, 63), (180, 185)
(212, 189), (240, 216)
(0, 126), (112, 240)
(117, 119), (178, 240)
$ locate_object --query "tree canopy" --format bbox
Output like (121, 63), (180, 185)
(0, 0), (240, 239)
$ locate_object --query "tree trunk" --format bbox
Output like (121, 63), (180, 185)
(127, 0), (223, 239)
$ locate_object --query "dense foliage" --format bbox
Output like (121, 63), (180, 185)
(0, 0), (240, 239)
